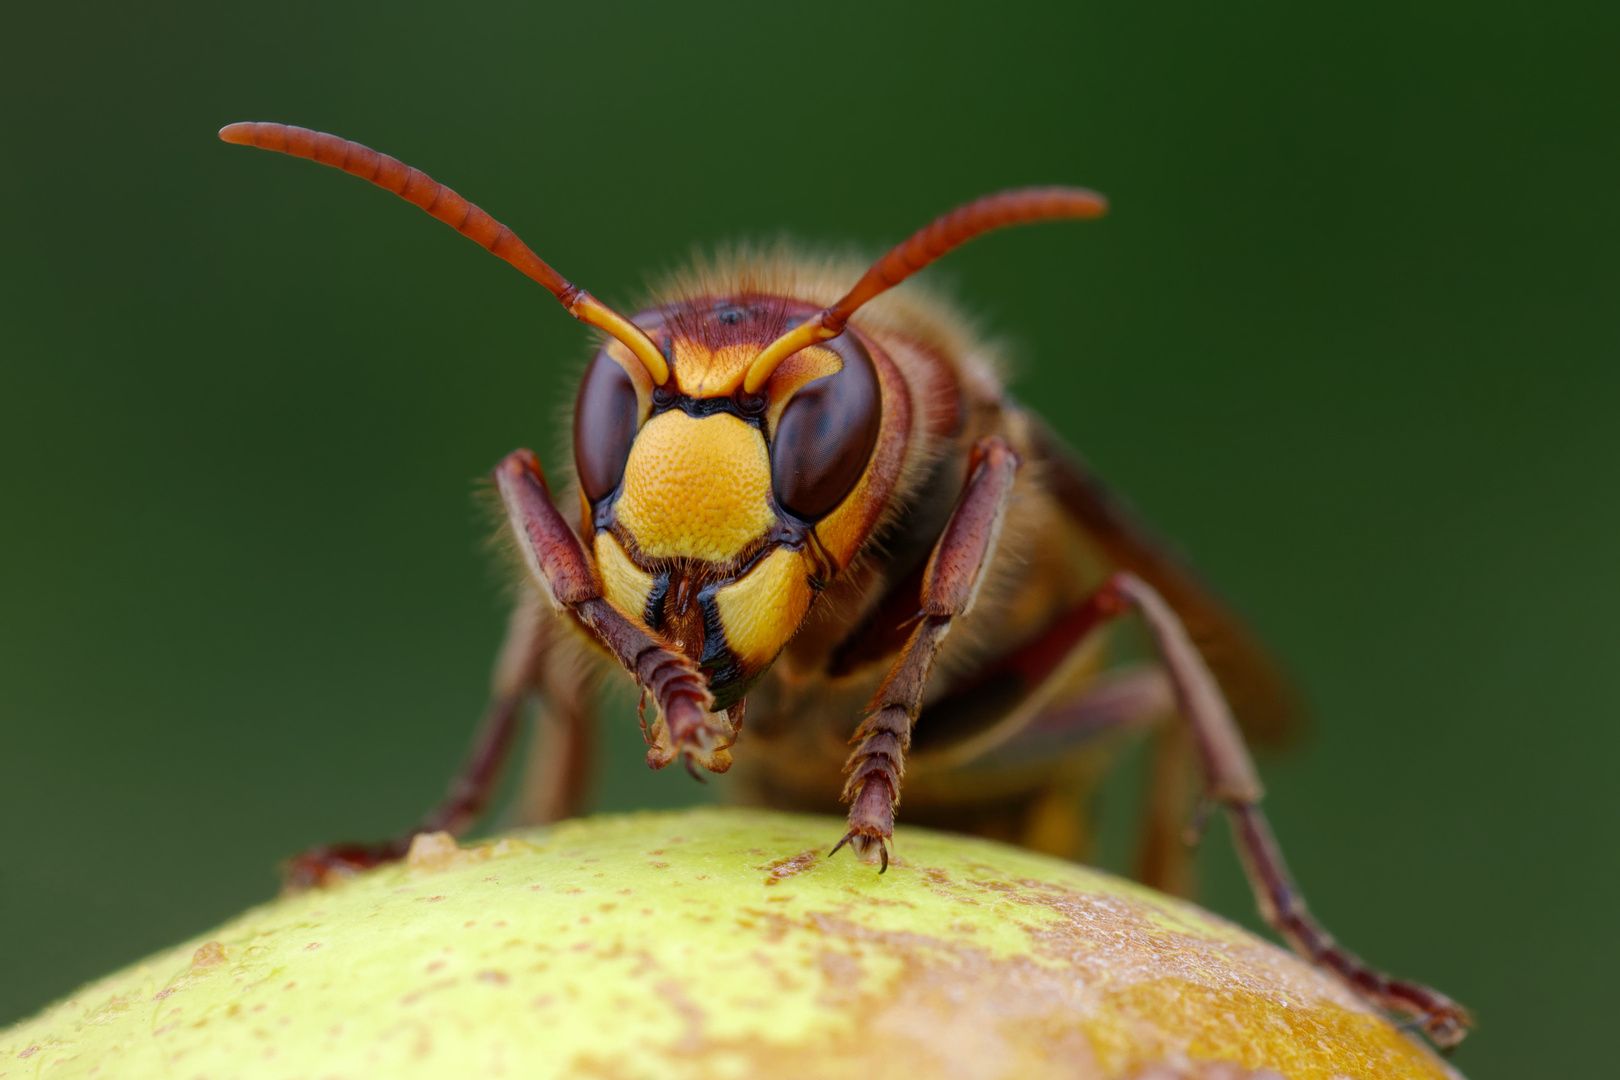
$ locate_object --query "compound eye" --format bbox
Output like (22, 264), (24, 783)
(770, 334), (882, 522)
(573, 350), (640, 504)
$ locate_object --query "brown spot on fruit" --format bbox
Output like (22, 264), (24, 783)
(761, 849), (819, 885)
(190, 941), (227, 970)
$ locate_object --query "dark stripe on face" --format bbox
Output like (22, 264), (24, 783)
(635, 560), (771, 713)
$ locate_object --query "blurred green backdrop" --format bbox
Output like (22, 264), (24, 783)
(2, 2), (1615, 1075)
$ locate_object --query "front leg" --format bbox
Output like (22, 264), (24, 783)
(836, 437), (1021, 870)
(495, 450), (733, 773)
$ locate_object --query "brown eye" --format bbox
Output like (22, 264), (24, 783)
(771, 334), (882, 522)
(573, 351), (640, 504)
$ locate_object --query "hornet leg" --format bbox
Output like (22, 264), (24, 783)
(281, 592), (545, 889)
(836, 436), (1021, 869)
(511, 593), (599, 826)
(1098, 571), (1472, 1048)
(283, 448), (725, 889)
(494, 449), (730, 773)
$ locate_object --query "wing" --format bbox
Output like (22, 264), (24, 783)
(1023, 411), (1306, 749)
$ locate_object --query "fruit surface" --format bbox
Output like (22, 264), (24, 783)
(0, 809), (1463, 1080)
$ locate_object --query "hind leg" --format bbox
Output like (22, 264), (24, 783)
(917, 572), (1470, 1047)
(1106, 572), (1471, 1047)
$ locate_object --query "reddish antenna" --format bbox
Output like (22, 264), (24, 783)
(218, 122), (670, 386)
(742, 187), (1108, 394)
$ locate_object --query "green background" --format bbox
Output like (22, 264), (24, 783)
(2, 2), (1614, 1075)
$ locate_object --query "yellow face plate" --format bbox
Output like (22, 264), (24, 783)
(614, 411), (777, 563)
(713, 547), (816, 670)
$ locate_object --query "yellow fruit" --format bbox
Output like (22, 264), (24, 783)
(0, 809), (1464, 1079)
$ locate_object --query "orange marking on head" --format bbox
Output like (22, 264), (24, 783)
(670, 340), (760, 398)
(763, 345), (843, 435)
